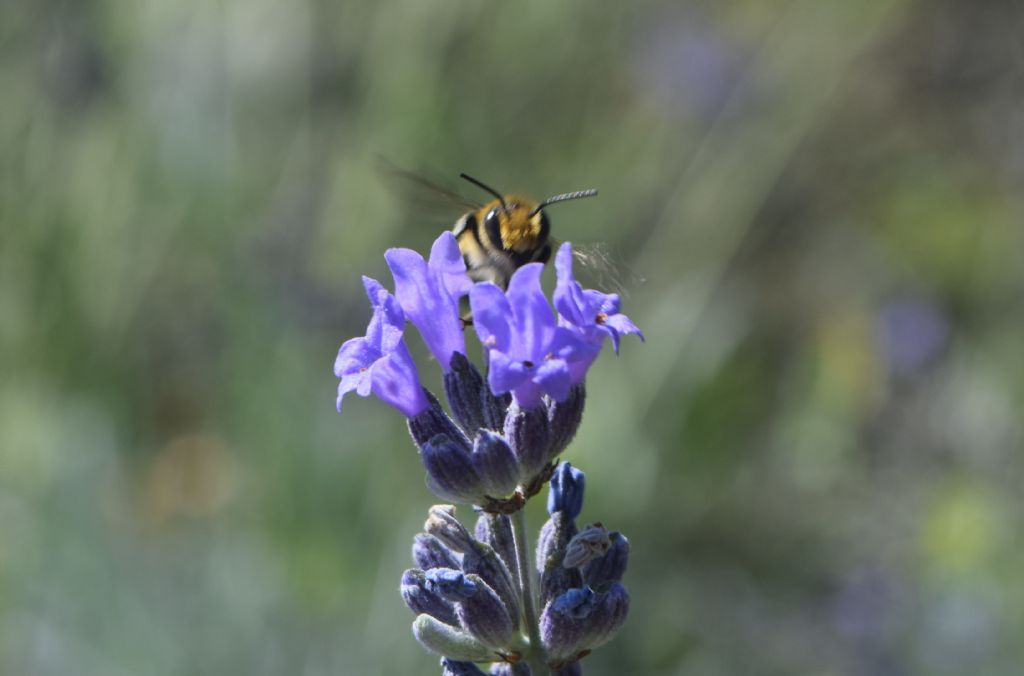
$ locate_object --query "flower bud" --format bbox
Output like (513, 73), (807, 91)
(424, 568), (478, 601)
(475, 513), (518, 582)
(462, 546), (520, 633)
(444, 352), (489, 434)
(401, 569), (458, 625)
(409, 391), (471, 450)
(483, 391), (512, 432)
(472, 431), (521, 498)
(441, 658), (488, 676)
(455, 573), (516, 649)
(490, 663), (532, 675)
(579, 582), (629, 651)
(422, 434), (486, 503)
(551, 586), (601, 620)
(582, 531), (629, 590)
(547, 462), (585, 519)
(413, 614), (494, 662)
(536, 514), (582, 608)
(539, 584), (629, 662)
(425, 507), (520, 629)
(425, 505), (477, 553)
(504, 401), (551, 477)
(412, 533), (461, 571)
(562, 523), (611, 569)
(547, 384), (585, 458)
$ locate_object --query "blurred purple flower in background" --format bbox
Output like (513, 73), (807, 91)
(834, 567), (904, 647)
(832, 567), (907, 676)
(877, 297), (949, 376)
(632, 12), (746, 120)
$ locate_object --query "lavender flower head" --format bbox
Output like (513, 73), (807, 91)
(332, 231), (641, 674)
(333, 234), (642, 511)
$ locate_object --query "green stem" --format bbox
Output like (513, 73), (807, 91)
(510, 508), (547, 674)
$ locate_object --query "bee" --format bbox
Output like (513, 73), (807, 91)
(452, 173), (598, 289)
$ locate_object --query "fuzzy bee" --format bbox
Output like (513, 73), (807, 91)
(451, 173), (597, 289)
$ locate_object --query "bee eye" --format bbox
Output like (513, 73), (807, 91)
(484, 208), (504, 251)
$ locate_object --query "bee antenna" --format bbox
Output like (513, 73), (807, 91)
(460, 173), (508, 212)
(529, 189), (598, 217)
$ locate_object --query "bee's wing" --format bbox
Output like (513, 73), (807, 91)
(376, 158), (481, 216)
(551, 238), (645, 297)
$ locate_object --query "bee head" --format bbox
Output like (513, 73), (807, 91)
(478, 196), (547, 254)
(459, 173), (596, 258)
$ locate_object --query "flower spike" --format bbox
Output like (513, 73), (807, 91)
(331, 234), (641, 673)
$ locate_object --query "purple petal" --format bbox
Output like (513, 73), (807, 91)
(506, 263), (555, 361)
(511, 380), (545, 410)
(549, 326), (597, 363)
(603, 313), (644, 343)
(360, 302), (386, 350)
(335, 372), (365, 411)
(567, 352), (599, 385)
(359, 276), (407, 351)
(368, 341), (428, 417)
(534, 359), (571, 402)
(555, 241), (574, 276)
(554, 243), (590, 327)
(593, 291), (621, 316)
(429, 232), (474, 300)
(470, 283), (512, 353)
(486, 350), (530, 395)
(334, 336), (381, 377)
(376, 290), (407, 352)
(354, 368), (374, 396)
(561, 325), (603, 383)
(362, 276), (386, 307)
(600, 325), (621, 354)
(385, 247), (465, 371)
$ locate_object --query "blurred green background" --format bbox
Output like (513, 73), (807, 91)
(3, 0), (1024, 674)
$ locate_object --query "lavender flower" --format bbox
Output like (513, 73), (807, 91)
(553, 243), (643, 382)
(470, 263), (586, 409)
(385, 232), (470, 372)
(334, 277), (428, 417)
